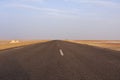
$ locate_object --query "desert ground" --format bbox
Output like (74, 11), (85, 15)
(0, 40), (48, 50)
(0, 40), (120, 51)
(68, 40), (120, 51)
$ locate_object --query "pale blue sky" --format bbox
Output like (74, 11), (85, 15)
(0, 0), (120, 40)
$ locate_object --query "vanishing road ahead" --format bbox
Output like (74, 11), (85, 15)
(0, 40), (120, 80)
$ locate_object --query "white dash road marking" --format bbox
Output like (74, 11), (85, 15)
(59, 49), (64, 56)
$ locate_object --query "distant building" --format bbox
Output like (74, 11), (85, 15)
(9, 40), (20, 43)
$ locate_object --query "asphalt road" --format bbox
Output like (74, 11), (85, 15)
(0, 40), (120, 80)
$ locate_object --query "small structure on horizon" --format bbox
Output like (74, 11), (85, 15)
(9, 40), (20, 43)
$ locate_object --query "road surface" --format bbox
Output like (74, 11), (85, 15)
(0, 40), (120, 80)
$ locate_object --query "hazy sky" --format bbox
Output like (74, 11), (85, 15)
(0, 0), (120, 40)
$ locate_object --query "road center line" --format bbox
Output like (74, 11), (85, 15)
(59, 49), (64, 56)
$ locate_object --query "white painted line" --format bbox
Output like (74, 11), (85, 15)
(59, 49), (64, 56)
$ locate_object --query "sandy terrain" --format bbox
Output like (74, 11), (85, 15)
(68, 40), (120, 51)
(0, 40), (48, 50)
(1, 40), (120, 51)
